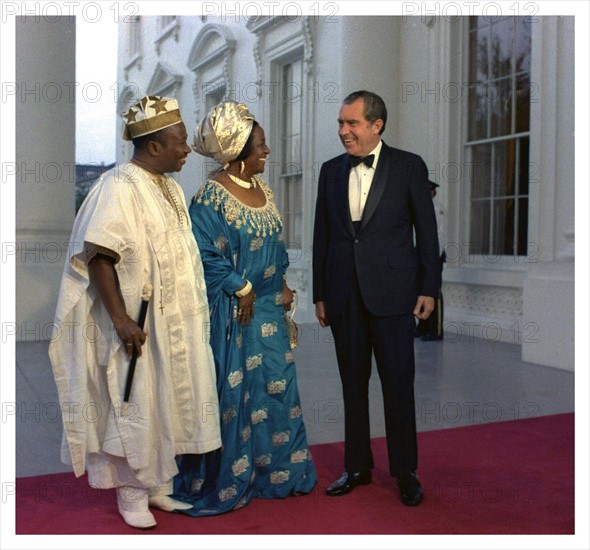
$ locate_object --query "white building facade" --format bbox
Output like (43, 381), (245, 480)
(14, 14), (574, 374)
(115, 15), (574, 370)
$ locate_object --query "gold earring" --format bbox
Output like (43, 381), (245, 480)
(240, 161), (245, 174)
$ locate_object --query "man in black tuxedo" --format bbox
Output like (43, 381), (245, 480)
(312, 90), (440, 506)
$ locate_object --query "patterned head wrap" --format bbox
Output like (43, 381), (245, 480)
(192, 101), (255, 167)
(122, 95), (183, 141)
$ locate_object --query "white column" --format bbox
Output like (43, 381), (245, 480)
(522, 17), (575, 370)
(339, 17), (401, 141)
(15, 17), (76, 341)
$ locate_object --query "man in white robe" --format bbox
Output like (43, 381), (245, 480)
(49, 96), (221, 529)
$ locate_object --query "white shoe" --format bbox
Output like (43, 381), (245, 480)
(148, 495), (193, 512)
(117, 486), (157, 529)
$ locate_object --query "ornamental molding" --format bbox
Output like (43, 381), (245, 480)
(187, 24), (237, 121)
(187, 23), (236, 72)
(247, 16), (314, 96)
(146, 61), (183, 96)
(444, 283), (523, 317)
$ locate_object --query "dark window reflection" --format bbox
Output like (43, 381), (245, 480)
(466, 16), (531, 258)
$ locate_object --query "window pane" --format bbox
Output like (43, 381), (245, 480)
(469, 21), (489, 82)
(469, 200), (491, 255)
(515, 17), (532, 74)
(282, 133), (301, 169)
(494, 140), (516, 198)
(518, 138), (530, 195)
(490, 77), (512, 138)
(279, 58), (303, 249)
(470, 145), (492, 198)
(515, 73), (530, 134)
(491, 198), (515, 255)
(489, 18), (513, 79)
(517, 198), (529, 256)
(468, 83), (489, 141)
(285, 59), (303, 105)
(468, 16), (480, 33)
(284, 175), (302, 247)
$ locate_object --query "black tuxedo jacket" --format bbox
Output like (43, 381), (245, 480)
(312, 142), (441, 317)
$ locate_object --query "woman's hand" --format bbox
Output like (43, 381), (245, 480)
(283, 283), (295, 312)
(237, 289), (256, 325)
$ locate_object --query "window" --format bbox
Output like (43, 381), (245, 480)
(465, 16), (531, 257)
(155, 15), (179, 53)
(204, 83), (225, 114)
(277, 58), (304, 249)
(158, 16), (176, 32)
(187, 24), (236, 123)
(127, 16), (141, 58)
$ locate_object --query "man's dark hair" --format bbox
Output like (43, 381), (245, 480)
(343, 90), (387, 135)
(131, 127), (169, 149)
(236, 120), (260, 161)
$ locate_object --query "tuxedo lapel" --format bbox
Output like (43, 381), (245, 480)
(334, 156), (355, 236)
(359, 144), (391, 232)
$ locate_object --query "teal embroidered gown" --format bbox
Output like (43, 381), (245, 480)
(173, 177), (317, 515)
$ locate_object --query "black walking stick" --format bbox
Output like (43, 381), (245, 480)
(123, 283), (152, 402)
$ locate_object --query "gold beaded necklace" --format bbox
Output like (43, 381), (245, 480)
(129, 161), (187, 225)
(154, 175), (186, 225)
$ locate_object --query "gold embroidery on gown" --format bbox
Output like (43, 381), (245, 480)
(195, 176), (282, 238)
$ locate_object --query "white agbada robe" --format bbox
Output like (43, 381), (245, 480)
(49, 162), (221, 489)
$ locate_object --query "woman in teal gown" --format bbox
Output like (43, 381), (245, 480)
(173, 101), (317, 516)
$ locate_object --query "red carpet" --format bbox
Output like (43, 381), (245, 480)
(15, 413), (574, 534)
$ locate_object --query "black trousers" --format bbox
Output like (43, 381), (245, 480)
(329, 278), (418, 478)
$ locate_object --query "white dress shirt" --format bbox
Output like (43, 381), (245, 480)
(349, 141), (383, 222)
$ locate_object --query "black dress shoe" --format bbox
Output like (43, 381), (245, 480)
(325, 471), (372, 496)
(397, 472), (423, 506)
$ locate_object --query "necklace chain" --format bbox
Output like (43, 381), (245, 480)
(155, 175), (185, 225)
(129, 161), (186, 226)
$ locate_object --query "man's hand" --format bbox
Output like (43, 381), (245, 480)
(112, 314), (147, 358)
(413, 295), (435, 321)
(315, 300), (329, 328)
(88, 254), (147, 358)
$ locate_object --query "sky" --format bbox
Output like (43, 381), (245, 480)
(75, 18), (118, 164)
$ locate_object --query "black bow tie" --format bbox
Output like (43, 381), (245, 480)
(349, 154), (375, 168)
